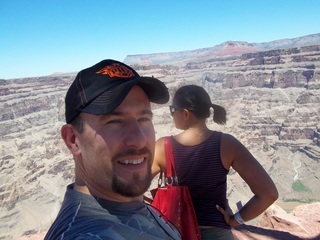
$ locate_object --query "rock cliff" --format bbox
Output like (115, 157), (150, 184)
(0, 36), (319, 239)
(124, 33), (320, 65)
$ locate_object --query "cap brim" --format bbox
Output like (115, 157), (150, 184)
(137, 76), (169, 104)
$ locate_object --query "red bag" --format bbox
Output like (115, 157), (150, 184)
(151, 137), (201, 240)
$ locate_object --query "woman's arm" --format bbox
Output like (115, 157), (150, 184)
(218, 133), (279, 226)
(151, 137), (167, 178)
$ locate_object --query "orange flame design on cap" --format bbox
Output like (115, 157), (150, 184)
(96, 63), (135, 78)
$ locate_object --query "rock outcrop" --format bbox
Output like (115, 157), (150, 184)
(1, 35), (320, 239)
(232, 202), (320, 240)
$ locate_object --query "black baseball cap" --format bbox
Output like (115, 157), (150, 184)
(65, 59), (169, 123)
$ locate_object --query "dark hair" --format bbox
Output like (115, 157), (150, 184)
(70, 114), (84, 133)
(173, 85), (226, 125)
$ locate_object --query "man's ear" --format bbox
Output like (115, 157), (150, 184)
(61, 124), (81, 155)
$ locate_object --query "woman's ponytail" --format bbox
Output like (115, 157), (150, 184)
(212, 104), (227, 125)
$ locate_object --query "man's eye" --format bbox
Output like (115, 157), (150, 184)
(106, 119), (123, 124)
(139, 117), (152, 122)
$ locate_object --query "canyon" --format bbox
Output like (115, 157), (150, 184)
(1, 34), (320, 239)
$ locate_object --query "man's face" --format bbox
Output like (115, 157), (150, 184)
(75, 86), (155, 200)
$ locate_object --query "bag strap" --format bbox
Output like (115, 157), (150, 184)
(164, 136), (179, 185)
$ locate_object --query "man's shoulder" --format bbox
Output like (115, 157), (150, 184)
(45, 217), (177, 240)
(45, 187), (180, 240)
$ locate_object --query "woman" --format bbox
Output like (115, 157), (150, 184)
(152, 85), (278, 240)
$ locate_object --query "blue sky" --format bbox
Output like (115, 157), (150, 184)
(1, 0), (320, 79)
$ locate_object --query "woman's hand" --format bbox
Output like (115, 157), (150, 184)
(216, 205), (241, 227)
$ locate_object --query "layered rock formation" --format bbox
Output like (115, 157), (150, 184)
(1, 35), (320, 239)
(124, 33), (320, 65)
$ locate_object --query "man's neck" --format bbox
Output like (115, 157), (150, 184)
(73, 180), (143, 203)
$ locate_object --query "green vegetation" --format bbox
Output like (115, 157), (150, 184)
(284, 198), (313, 203)
(292, 180), (310, 192)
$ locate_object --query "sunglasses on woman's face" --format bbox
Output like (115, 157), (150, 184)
(169, 105), (183, 115)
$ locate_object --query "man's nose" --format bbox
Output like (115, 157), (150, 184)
(124, 121), (148, 149)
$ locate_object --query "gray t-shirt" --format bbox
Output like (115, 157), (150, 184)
(45, 184), (180, 240)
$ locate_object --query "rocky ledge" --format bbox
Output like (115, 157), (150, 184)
(233, 202), (320, 240)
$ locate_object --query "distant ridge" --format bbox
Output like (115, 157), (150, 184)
(124, 33), (320, 65)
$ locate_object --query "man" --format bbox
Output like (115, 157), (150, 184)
(45, 59), (180, 240)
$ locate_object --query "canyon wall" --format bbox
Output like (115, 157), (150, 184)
(0, 42), (319, 239)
